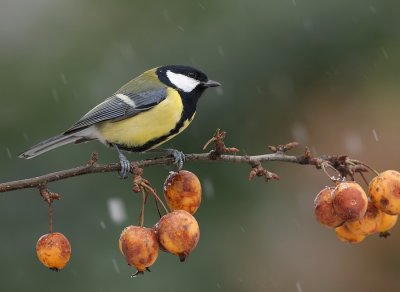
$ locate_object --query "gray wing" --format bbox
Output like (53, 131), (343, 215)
(64, 88), (167, 133)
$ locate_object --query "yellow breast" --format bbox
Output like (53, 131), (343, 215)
(97, 88), (191, 149)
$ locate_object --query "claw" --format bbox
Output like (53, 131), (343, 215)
(113, 144), (130, 179)
(145, 148), (185, 170)
(166, 149), (185, 170)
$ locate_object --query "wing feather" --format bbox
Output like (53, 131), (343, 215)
(65, 88), (167, 133)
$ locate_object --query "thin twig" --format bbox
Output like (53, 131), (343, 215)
(349, 159), (380, 176)
(0, 152), (302, 193)
(0, 139), (376, 193)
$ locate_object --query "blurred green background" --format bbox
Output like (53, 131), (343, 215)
(1, 0), (400, 291)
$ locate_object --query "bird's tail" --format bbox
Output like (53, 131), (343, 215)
(19, 133), (82, 159)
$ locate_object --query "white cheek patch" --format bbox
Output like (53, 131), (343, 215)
(166, 70), (200, 92)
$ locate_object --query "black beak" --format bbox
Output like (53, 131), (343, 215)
(203, 80), (221, 88)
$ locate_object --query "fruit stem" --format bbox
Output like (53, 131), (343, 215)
(350, 160), (380, 176)
(321, 161), (343, 182)
(359, 171), (370, 188)
(49, 203), (53, 233)
(142, 182), (169, 214)
(138, 190), (147, 227)
(153, 195), (162, 218)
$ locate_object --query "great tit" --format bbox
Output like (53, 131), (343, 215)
(19, 65), (221, 178)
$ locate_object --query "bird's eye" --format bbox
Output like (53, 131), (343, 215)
(188, 72), (196, 79)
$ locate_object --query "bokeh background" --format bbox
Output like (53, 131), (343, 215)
(1, 0), (400, 291)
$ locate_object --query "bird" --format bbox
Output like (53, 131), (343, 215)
(19, 65), (221, 178)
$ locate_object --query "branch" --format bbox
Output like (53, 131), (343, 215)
(0, 129), (370, 193)
(0, 152), (296, 193)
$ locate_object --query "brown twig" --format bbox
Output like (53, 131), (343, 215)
(0, 152), (372, 193)
(0, 130), (376, 193)
(0, 152), (296, 193)
(268, 142), (299, 153)
(203, 128), (239, 158)
(248, 162), (280, 181)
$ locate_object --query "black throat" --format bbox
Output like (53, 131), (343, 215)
(156, 65), (207, 122)
(179, 86), (205, 121)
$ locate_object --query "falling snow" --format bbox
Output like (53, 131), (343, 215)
(162, 9), (171, 22)
(296, 282), (303, 292)
(60, 73), (68, 85)
(369, 5), (377, 13)
(111, 258), (120, 273)
(381, 47), (389, 59)
(100, 220), (106, 229)
(23, 132), (29, 141)
(217, 45), (225, 57)
(107, 198), (128, 224)
(372, 129), (379, 141)
(52, 89), (59, 102)
(6, 148), (12, 159)
(202, 178), (215, 199)
(197, 3), (205, 10)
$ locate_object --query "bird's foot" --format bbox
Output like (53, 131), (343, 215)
(113, 144), (130, 179)
(165, 149), (185, 171)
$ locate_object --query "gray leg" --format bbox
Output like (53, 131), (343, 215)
(113, 144), (130, 179)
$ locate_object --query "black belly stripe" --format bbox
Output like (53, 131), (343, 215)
(112, 88), (202, 152)
(111, 112), (195, 152)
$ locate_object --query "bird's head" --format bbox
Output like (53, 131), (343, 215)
(156, 65), (221, 95)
